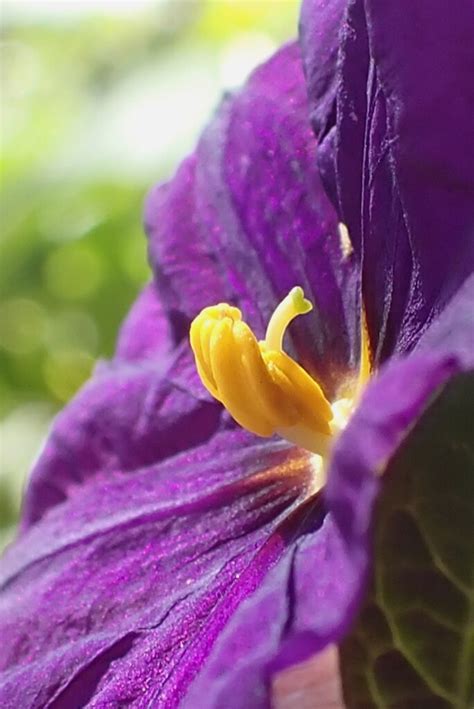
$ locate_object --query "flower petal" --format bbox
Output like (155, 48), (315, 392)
(115, 282), (172, 363)
(327, 352), (462, 559)
(182, 513), (357, 709)
(21, 343), (224, 530)
(415, 272), (474, 369)
(145, 42), (358, 395)
(299, 0), (345, 137)
(0, 435), (313, 708)
(358, 0), (474, 357)
(300, 0), (474, 360)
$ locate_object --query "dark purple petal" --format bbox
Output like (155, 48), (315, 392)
(359, 0), (474, 357)
(325, 334), (474, 673)
(0, 435), (314, 708)
(327, 352), (462, 555)
(21, 343), (225, 530)
(299, 0), (345, 137)
(145, 43), (358, 396)
(415, 272), (474, 369)
(301, 0), (474, 360)
(299, 0), (365, 253)
(115, 282), (172, 363)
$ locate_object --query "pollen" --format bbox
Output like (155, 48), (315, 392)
(338, 222), (354, 258)
(190, 286), (370, 458)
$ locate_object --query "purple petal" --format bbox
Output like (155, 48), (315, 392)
(359, 0), (474, 357)
(145, 43), (358, 396)
(325, 322), (474, 662)
(299, 0), (345, 137)
(115, 282), (172, 363)
(21, 343), (225, 530)
(301, 0), (474, 360)
(327, 352), (462, 558)
(6, 295), (472, 709)
(415, 272), (474, 369)
(182, 513), (357, 709)
(0, 435), (314, 708)
(179, 322), (473, 707)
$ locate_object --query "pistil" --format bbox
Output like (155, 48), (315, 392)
(264, 287), (312, 351)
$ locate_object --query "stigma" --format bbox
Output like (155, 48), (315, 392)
(190, 287), (369, 459)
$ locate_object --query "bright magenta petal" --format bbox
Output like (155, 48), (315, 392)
(1, 435), (313, 708)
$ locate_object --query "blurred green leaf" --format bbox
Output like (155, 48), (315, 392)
(340, 373), (474, 708)
(0, 0), (299, 537)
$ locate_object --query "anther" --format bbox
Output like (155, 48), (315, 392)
(190, 289), (334, 456)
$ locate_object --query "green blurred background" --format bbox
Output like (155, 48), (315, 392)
(0, 0), (299, 547)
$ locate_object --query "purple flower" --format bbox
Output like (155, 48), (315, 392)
(1, 4), (473, 707)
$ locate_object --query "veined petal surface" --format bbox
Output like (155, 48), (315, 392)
(300, 0), (474, 360)
(0, 434), (314, 708)
(145, 42), (358, 396)
(21, 342), (224, 530)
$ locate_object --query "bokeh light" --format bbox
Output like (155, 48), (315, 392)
(43, 243), (104, 300)
(42, 349), (95, 402)
(0, 298), (46, 355)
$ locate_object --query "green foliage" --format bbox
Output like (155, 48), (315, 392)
(340, 373), (474, 708)
(0, 180), (148, 410)
(0, 0), (299, 539)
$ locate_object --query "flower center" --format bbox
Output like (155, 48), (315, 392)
(190, 287), (370, 460)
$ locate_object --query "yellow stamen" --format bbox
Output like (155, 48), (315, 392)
(357, 304), (371, 397)
(190, 285), (372, 459)
(190, 289), (333, 455)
